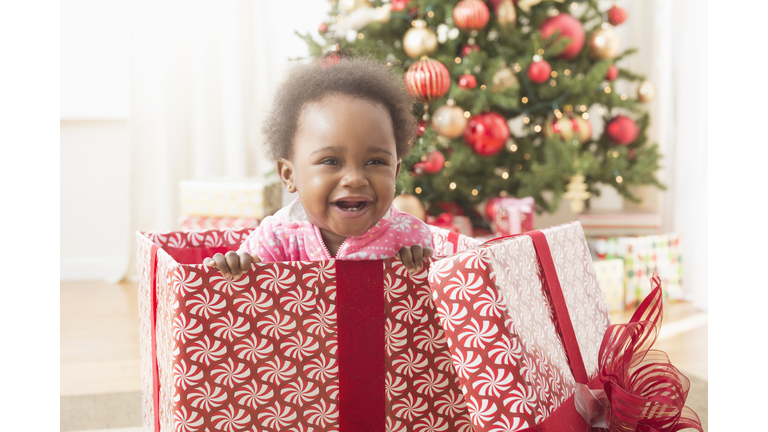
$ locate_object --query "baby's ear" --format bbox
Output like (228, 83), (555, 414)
(395, 158), (402, 178)
(277, 158), (295, 191)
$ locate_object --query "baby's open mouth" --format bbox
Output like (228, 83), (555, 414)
(332, 199), (371, 212)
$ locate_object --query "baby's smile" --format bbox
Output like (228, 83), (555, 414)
(331, 196), (373, 214)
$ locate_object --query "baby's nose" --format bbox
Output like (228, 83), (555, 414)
(340, 167), (369, 188)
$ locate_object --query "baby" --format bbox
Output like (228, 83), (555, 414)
(205, 57), (433, 278)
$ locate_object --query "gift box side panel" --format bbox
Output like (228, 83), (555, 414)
(592, 259), (625, 312)
(156, 249), (179, 431)
(541, 222), (610, 378)
(483, 236), (577, 419)
(136, 232), (157, 432)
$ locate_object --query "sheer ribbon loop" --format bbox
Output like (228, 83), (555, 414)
(575, 276), (703, 432)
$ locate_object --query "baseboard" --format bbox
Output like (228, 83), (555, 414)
(60, 255), (128, 282)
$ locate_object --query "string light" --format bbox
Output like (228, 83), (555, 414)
(620, 94), (627, 100)
(554, 109), (562, 118)
(358, 33), (364, 39)
(604, 87), (611, 93)
(514, 63), (522, 72)
(471, 189), (479, 196)
(509, 143), (518, 152)
(415, 187), (422, 194)
(480, 84), (487, 90)
(523, 117), (530, 124)
(534, 125), (542, 132)
(538, 48), (544, 55)
(455, 57), (462, 64)
(449, 182), (457, 189)
(550, 80), (557, 87)
(463, 111), (471, 118)
(580, 105), (587, 112)
(522, 97), (528, 103)
(613, 151), (619, 158)
(502, 172), (509, 179)
(616, 176), (623, 183)
(570, 2), (578, 9)
(551, 71), (558, 77)
(427, 11), (434, 17)
(564, 69), (571, 76)
(444, 161), (451, 167)
(524, 153), (531, 160)
(598, 108), (605, 115)
(582, 113), (589, 119)
(516, 164), (523, 170)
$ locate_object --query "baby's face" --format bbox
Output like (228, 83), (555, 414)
(279, 94), (400, 248)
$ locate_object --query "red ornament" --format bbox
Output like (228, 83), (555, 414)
(416, 120), (428, 137)
(606, 115), (639, 145)
(539, 14), (585, 60)
(463, 112), (510, 156)
(318, 22), (328, 33)
(414, 150), (446, 174)
(606, 64), (619, 81)
(608, 4), (628, 26)
(391, 0), (410, 12)
(404, 57), (451, 103)
(526, 60), (551, 84)
(458, 74), (477, 89)
(453, 0), (490, 32)
(320, 52), (344, 68)
(460, 43), (481, 57)
(485, 196), (504, 220)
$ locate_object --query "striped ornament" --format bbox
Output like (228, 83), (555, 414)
(453, 0), (490, 32)
(404, 57), (451, 103)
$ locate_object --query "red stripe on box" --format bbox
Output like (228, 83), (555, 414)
(149, 244), (161, 432)
(336, 260), (386, 430)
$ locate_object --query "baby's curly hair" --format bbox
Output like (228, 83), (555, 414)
(262, 56), (418, 161)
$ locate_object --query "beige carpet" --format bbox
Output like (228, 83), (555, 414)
(60, 377), (707, 431)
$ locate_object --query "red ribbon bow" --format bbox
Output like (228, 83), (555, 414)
(574, 276), (703, 432)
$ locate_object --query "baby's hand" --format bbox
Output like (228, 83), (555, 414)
(203, 251), (260, 279)
(395, 245), (433, 274)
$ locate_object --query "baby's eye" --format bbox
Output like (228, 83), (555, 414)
(320, 158), (340, 166)
(367, 159), (386, 165)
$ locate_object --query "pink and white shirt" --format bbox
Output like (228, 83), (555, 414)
(237, 198), (434, 262)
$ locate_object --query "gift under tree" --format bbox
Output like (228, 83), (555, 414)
(301, 0), (663, 227)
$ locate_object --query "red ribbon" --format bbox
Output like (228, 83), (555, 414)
(516, 232), (701, 432)
(149, 244), (161, 432)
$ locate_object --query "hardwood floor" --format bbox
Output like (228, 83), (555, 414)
(61, 280), (708, 430)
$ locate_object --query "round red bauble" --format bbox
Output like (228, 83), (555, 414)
(391, 0), (410, 12)
(540, 14), (585, 60)
(463, 112), (510, 156)
(458, 74), (477, 89)
(608, 5), (628, 26)
(318, 22), (328, 33)
(606, 115), (639, 145)
(460, 43), (481, 57)
(416, 120), (428, 137)
(485, 196), (504, 220)
(404, 57), (451, 103)
(527, 60), (551, 84)
(605, 64), (619, 81)
(453, 0), (490, 32)
(414, 150), (446, 174)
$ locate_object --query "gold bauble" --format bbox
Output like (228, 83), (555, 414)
(497, 0), (517, 27)
(403, 20), (438, 59)
(432, 105), (468, 139)
(392, 193), (426, 220)
(543, 115), (574, 142)
(637, 80), (656, 102)
(492, 67), (519, 91)
(589, 27), (621, 60)
(338, 0), (371, 14)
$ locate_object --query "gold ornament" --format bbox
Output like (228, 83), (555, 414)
(491, 67), (519, 91)
(432, 104), (468, 138)
(637, 80), (656, 102)
(563, 174), (591, 213)
(337, 0), (371, 15)
(496, 0), (517, 27)
(543, 115), (574, 142)
(392, 193), (426, 220)
(403, 20), (438, 59)
(589, 26), (622, 60)
(570, 114), (592, 144)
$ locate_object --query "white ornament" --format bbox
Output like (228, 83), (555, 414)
(331, 4), (392, 38)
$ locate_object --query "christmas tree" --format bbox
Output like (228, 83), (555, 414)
(300, 0), (663, 226)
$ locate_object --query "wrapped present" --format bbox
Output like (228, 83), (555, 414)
(492, 197), (534, 237)
(178, 214), (261, 231)
(591, 259), (625, 312)
(179, 178), (282, 220)
(426, 213), (473, 237)
(577, 210), (661, 237)
(428, 222), (702, 431)
(623, 233), (683, 307)
(429, 225), (482, 256)
(136, 228), (477, 432)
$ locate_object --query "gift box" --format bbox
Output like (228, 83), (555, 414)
(136, 228), (477, 432)
(178, 215), (261, 231)
(591, 258), (625, 312)
(491, 197), (534, 237)
(623, 233), (683, 308)
(179, 178), (282, 228)
(428, 222), (702, 431)
(426, 213), (473, 237)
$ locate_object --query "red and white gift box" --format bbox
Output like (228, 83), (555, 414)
(428, 221), (702, 431)
(491, 197), (535, 237)
(136, 228), (478, 432)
